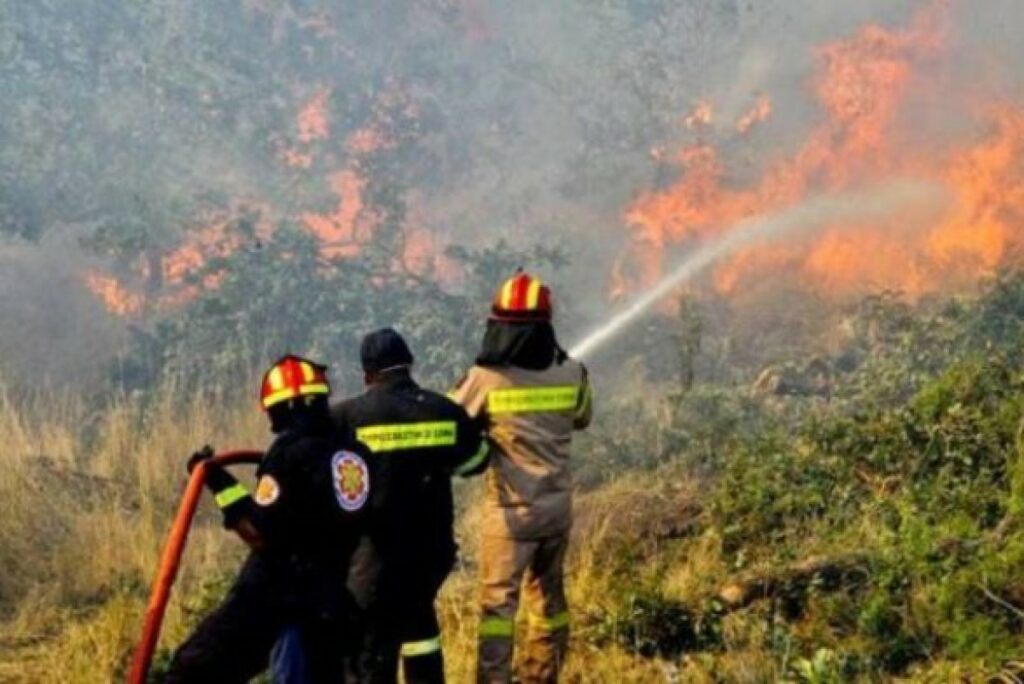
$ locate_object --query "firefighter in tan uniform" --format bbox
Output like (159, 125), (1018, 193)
(450, 271), (592, 684)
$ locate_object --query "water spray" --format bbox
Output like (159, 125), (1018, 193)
(568, 179), (946, 360)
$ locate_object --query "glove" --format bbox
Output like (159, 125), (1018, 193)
(186, 445), (216, 474)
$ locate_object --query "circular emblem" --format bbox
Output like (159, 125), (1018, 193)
(332, 450), (369, 511)
(254, 475), (280, 506)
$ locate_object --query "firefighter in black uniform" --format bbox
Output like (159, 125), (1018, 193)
(333, 328), (488, 684)
(165, 355), (372, 683)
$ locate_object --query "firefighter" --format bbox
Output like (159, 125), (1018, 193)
(332, 328), (488, 684)
(164, 355), (372, 683)
(449, 271), (592, 684)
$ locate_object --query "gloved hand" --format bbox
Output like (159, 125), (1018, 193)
(186, 445), (216, 474)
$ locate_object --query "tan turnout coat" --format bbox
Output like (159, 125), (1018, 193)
(451, 359), (592, 540)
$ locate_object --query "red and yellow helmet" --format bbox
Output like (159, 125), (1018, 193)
(491, 271), (553, 322)
(259, 355), (331, 410)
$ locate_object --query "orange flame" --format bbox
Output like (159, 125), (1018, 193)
(82, 272), (145, 317)
(684, 100), (714, 130)
(297, 88), (331, 143)
(620, 0), (1021, 302)
(736, 95), (772, 134)
(87, 80), (457, 318)
(301, 170), (374, 258)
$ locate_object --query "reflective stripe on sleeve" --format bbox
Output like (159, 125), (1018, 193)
(400, 635), (442, 657)
(356, 421), (458, 452)
(479, 616), (514, 638)
(454, 440), (489, 476)
(528, 610), (569, 632)
(214, 483), (248, 509)
(486, 386), (580, 414)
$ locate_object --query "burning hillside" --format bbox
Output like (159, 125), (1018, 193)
(77, 0), (1024, 328)
(83, 85), (449, 317)
(619, 1), (1024, 302)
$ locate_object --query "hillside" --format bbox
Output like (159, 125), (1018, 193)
(2, 275), (1024, 681)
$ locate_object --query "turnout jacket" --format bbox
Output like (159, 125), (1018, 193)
(330, 374), (486, 578)
(450, 359), (592, 540)
(204, 429), (372, 606)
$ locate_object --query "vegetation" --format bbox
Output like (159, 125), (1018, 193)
(2, 273), (1024, 681)
(3, 2), (1024, 681)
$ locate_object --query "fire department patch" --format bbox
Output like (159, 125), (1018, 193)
(331, 450), (369, 511)
(253, 475), (280, 506)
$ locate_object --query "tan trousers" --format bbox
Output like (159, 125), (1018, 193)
(477, 534), (570, 684)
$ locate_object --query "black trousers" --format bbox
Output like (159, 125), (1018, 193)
(164, 557), (355, 683)
(358, 554), (453, 684)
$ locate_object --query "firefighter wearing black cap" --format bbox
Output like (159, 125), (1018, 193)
(164, 355), (372, 683)
(332, 328), (487, 684)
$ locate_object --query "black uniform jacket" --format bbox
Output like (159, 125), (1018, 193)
(331, 374), (486, 593)
(211, 429), (373, 614)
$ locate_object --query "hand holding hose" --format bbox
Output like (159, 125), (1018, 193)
(186, 445), (215, 474)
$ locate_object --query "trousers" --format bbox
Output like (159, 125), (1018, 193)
(477, 534), (570, 684)
(355, 550), (454, 684)
(165, 558), (355, 683)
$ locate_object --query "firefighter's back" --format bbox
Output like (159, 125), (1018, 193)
(456, 358), (591, 540)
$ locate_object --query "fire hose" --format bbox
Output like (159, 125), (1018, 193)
(127, 449), (263, 684)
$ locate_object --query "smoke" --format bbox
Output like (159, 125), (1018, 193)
(2, 1), (1024, 383)
(570, 179), (949, 359)
(0, 232), (124, 387)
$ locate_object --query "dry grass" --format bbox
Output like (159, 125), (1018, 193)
(0, 379), (263, 682)
(1, 381), (963, 683)
(0, 380), (695, 682)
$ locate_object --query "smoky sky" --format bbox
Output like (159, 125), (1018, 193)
(1, 0), (1021, 383)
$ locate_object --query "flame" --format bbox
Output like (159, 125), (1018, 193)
(297, 89), (331, 143)
(162, 222), (244, 285)
(684, 100), (714, 130)
(86, 45), (453, 318)
(301, 170), (374, 258)
(620, 0), (1022, 301)
(82, 272), (145, 317)
(346, 128), (386, 155)
(736, 95), (772, 134)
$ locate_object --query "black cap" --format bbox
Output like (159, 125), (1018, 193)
(360, 328), (414, 374)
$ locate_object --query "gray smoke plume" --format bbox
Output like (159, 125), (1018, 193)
(1, 1), (1022, 382)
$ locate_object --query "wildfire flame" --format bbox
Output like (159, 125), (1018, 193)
(86, 83), (451, 316)
(736, 95), (772, 135)
(301, 170), (373, 258)
(620, 0), (1023, 301)
(684, 100), (714, 130)
(297, 88), (330, 143)
(82, 272), (145, 317)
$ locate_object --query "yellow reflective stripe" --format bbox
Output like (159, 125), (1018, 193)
(487, 386), (580, 414)
(214, 483), (248, 509)
(526, 278), (542, 309)
(529, 611), (569, 632)
(400, 636), (441, 657)
(268, 366), (285, 390)
(500, 279), (516, 309)
(454, 440), (489, 475)
(262, 387), (296, 407)
(299, 382), (329, 396)
(262, 383), (330, 408)
(479, 617), (514, 638)
(300, 361), (315, 382)
(356, 421), (458, 452)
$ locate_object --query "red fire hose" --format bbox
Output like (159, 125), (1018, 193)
(127, 449), (263, 684)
